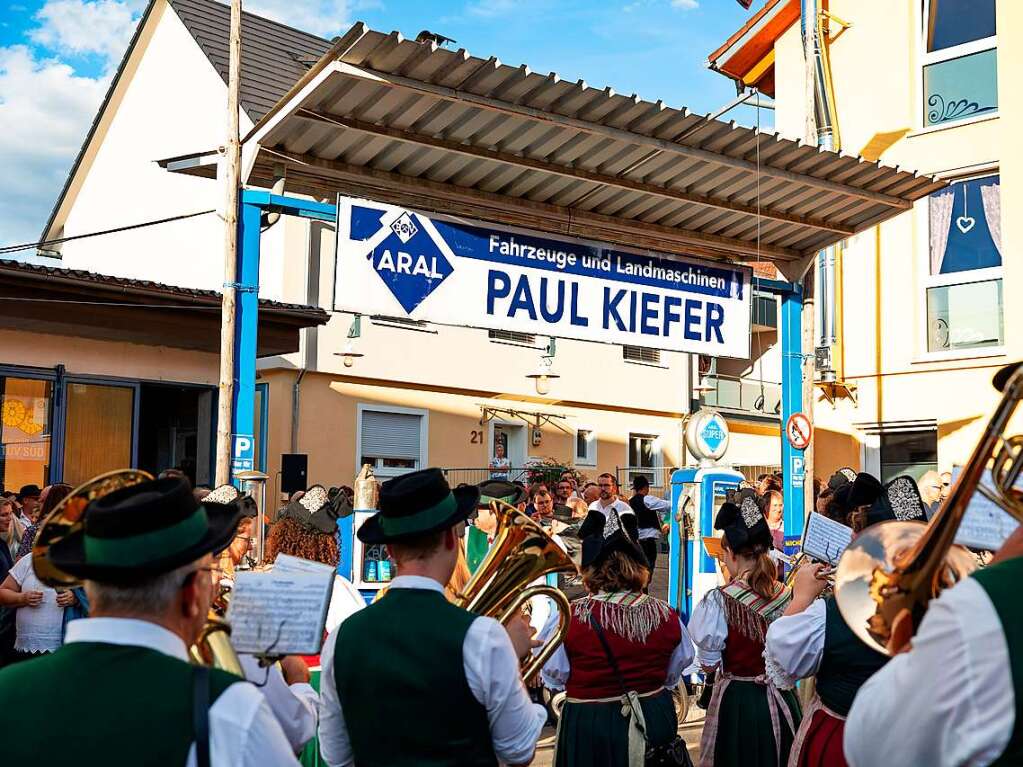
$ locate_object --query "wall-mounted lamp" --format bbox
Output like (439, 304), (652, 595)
(334, 314), (365, 368)
(526, 337), (559, 395)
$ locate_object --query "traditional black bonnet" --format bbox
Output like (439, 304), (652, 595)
(867, 475), (928, 526)
(715, 494), (773, 552)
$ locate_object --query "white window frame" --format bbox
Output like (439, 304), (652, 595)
(355, 403), (429, 478)
(914, 168), (1005, 362)
(574, 426), (597, 467)
(627, 432), (663, 487)
(916, 0), (998, 132)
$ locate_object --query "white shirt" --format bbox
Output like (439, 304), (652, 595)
(844, 577), (1014, 767)
(325, 575), (366, 634)
(239, 655), (317, 752)
(538, 601), (695, 691)
(636, 494), (671, 540)
(9, 554), (64, 653)
(65, 618), (300, 766)
(318, 575), (546, 767)
(763, 598), (827, 689)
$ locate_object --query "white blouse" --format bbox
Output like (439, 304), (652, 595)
(538, 597), (695, 692)
(689, 589), (729, 669)
(762, 598), (826, 689)
(8, 554), (64, 653)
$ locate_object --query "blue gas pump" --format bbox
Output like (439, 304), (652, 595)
(667, 466), (744, 621)
(666, 409), (743, 621)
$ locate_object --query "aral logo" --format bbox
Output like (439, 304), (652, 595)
(369, 212), (453, 314)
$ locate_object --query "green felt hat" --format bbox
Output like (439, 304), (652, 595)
(47, 477), (241, 583)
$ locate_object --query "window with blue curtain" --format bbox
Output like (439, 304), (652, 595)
(926, 174), (1003, 353)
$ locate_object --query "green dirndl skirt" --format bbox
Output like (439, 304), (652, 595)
(554, 687), (677, 767)
(705, 680), (801, 767)
(299, 670), (324, 767)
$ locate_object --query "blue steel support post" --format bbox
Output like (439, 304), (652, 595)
(780, 285), (806, 539)
(229, 191), (338, 483)
(229, 198), (263, 482)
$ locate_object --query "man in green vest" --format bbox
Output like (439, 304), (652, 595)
(466, 479), (528, 573)
(319, 468), (544, 767)
(0, 476), (300, 766)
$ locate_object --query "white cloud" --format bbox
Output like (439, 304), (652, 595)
(465, 0), (518, 17)
(0, 45), (109, 245)
(29, 0), (145, 72)
(671, 0), (699, 8)
(244, 0), (353, 38)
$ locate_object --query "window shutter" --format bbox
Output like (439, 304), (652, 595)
(623, 346), (661, 364)
(361, 411), (422, 460)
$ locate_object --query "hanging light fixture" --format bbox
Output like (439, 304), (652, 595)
(334, 314), (365, 368)
(526, 337), (559, 395)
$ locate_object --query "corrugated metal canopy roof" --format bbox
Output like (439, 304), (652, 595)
(184, 23), (946, 269)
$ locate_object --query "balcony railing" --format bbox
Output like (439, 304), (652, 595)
(699, 374), (781, 417)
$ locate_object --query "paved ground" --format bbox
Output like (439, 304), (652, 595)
(533, 550), (704, 765)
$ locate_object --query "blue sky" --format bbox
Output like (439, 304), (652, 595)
(0, 0), (766, 246)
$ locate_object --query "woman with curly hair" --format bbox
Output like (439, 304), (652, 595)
(267, 516), (341, 567)
(261, 487), (365, 766)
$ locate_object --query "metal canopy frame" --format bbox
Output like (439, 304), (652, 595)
(258, 26), (943, 258)
(167, 23), (943, 271)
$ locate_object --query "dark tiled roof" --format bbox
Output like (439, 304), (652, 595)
(0, 258), (328, 323)
(168, 0), (333, 121)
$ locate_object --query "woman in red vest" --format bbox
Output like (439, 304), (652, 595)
(690, 496), (801, 767)
(540, 509), (693, 766)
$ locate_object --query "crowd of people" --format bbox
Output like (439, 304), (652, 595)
(0, 452), (1019, 767)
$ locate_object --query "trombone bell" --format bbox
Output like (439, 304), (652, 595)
(834, 521), (976, 654)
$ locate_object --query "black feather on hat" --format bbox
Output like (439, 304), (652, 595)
(867, 475), (928, 526)
(715, 495), (773, 552)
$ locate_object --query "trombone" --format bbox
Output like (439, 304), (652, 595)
(834, 362), (1023, 655)
(456, 500), (578, 682)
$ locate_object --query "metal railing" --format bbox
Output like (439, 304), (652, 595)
(442, 465), (571, 488)
(615, 466), (678, 491)
(732, 464), (782, 483)
(699, 374), (782, 417)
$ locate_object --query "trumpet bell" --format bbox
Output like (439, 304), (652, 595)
(835, 520), (977, 655)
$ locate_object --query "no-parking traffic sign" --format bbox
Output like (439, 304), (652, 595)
(786, 412), (812, 450)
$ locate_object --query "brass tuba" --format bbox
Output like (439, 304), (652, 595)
(33, 469), (244, 676)
(835, 362), (1023, 654)
(456, 500), (578, 682)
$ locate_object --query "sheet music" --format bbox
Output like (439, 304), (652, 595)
(953, 466), (1021, 551)
(273, 553), (336, 576)
(801, 512), (852, 565)
(227, 571), (333, 656)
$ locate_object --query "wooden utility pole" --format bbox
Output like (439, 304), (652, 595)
(215, 0), (242, 485)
